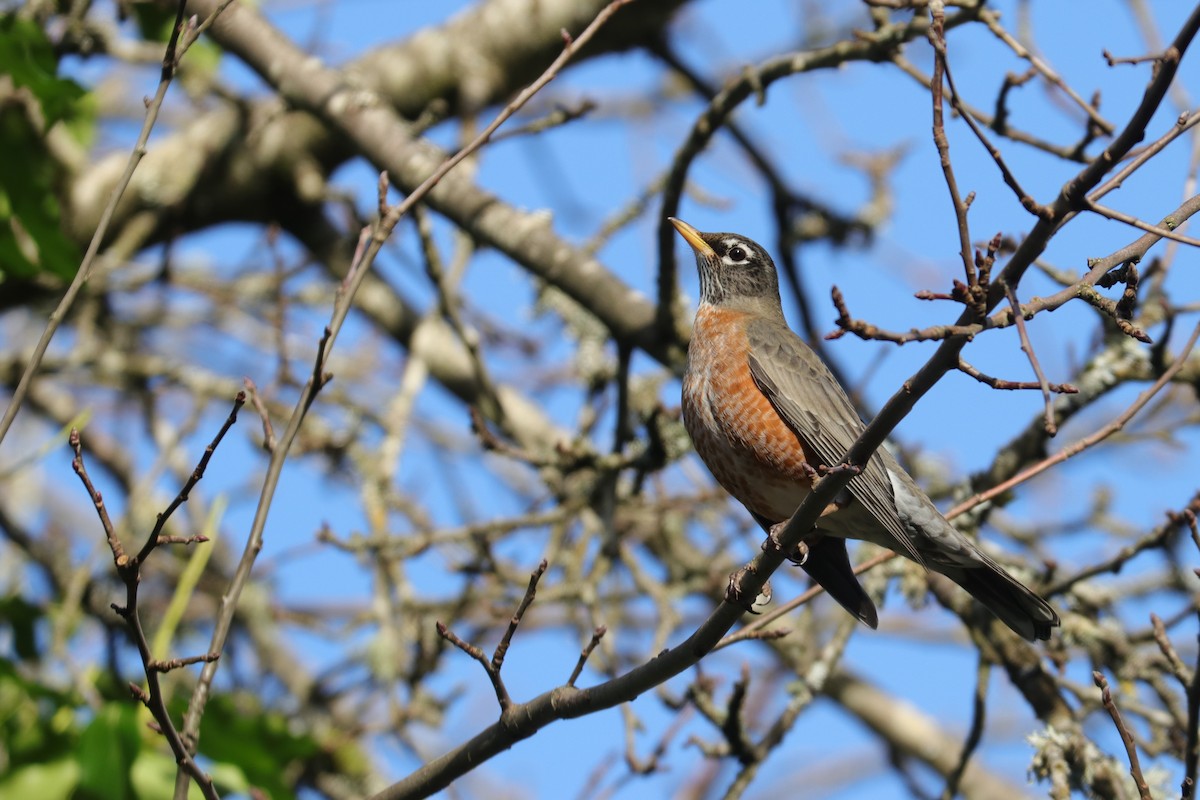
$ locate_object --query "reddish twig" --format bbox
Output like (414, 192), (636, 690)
(926, 6), (977, 289)
(568, 626), (608, 688)
(70, 430), (126, 569)
(957, 359), (1077, 393)
(828, 285), (981, 344)
(1093, 671), (1153, 800)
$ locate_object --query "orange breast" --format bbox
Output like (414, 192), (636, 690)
(682, 306), (814, 522)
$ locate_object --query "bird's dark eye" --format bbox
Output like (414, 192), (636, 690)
(728, 245), (747, 262)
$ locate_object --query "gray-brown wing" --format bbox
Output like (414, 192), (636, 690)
(745, 318), (923, 565)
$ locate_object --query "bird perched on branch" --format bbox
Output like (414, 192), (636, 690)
(671, 217), (1059, 641)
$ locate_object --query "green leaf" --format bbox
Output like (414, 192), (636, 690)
(0, 17), (86, 126)
(129, 750), (232, 800)
(0, 658), (79, 763)
(0, 758), (79, 800)
(0, 18), (86, 283)
(130, 5), (180, 42)
(188, 693), (321, 800)
(0, 596), (42, 661)
(74, 704), (141, 800)
(0, 105), (81, 281)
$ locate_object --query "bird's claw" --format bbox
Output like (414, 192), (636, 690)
(726, 568), (772, 614)
(763, 521), (809, 565)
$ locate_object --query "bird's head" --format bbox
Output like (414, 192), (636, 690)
(669, 218), (783, 315)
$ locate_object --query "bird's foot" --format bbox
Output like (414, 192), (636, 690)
(763, 521), (809, 565)
(725, 567), (772, 614)
(786, 539), (809, 566)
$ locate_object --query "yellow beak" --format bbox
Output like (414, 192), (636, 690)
(669, 217), (715, 258)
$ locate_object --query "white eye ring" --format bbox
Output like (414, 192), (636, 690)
(726, 244), (748, 263)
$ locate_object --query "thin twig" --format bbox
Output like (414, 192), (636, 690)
(1045, 503), (1191, 597)
(937, 42), (1046, 219)
(1005, 282), (1058, 435)
(155, 534), (210, 546)
(941, 657), (991, 800)
(148, 653), (221, 673)
(1150, 614), (1192, 690)
(491, 561), (549, 679)
(1103, 49), (1164, 67)
(437, 623), (495, 677)
(1183, 617), (1200, 800)
(1084, 198), (1200, 248)
(957, 359), (1078, 393)
(980, 8), (1115, 135)
(927, 3), (977, 290)
(174, 325), (333, 800)
(1093, 671), (1153, 800)
(243, 377), (277, 453)
(1088, 111), (1200, 207)
(828, 285), (980, 343)
(138, 392), (245, 564)
(567, 626), (608, 688)
(70, 429), (125, 568)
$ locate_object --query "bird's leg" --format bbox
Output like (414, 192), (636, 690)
(725, 568), (772, 613)
(819, 463), (862, 478)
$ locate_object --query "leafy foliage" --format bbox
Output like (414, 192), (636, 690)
(0, 16), (88, 282)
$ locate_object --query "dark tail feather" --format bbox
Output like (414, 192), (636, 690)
(800, 537), (879, 630)
(940, 563), (1059, 641)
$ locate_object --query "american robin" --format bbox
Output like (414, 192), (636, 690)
(671, 217), (1059, 641)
